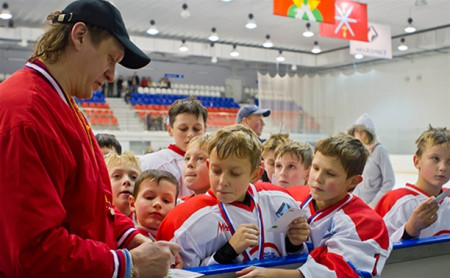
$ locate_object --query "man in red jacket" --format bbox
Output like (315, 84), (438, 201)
(0, 1), (180, 277)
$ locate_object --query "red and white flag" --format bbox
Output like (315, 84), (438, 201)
(320, 0), (368, 42)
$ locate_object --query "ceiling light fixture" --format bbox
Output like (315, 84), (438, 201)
(276, 50), (285, 62)
(146, 19), (159, 36)
(291, 64), (297, 71)
(208, 27), (219, 42)
(245, 13), (257, 29)
(230, 44), (239, 57)
(404, 17), (416, 33)
(0, 2), (12, 20)
(179, 40), (189, 52)
(302, 22), (314, 38)
(263, 34), (273, 48)
(398, 37), (408, 51)
(180, 3), (190, 19)
(354, 53), (364, 59)
(311, 41), (321, 54)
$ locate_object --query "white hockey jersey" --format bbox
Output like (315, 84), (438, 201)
(298, 193), (392, 278)
(375, 183), (450, 242)
(140, 144), (193, 197)
(156, 183), (299, 267)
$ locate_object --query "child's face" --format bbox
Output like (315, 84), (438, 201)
(209, 148), (260, 203)
(168, 113), (206, 152)
(130, 179), (177, 230)
(414, 143), (450, 194)
(262, 150), (275, 182)
(183, 142), (210, 194)
(274, 153), (310, 188)
(109, 162), (140, 215)
(308, 151), (361, 211)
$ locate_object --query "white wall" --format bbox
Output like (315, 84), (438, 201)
(260, 51), (450, 154)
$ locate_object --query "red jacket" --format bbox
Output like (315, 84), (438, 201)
(0, 61), (138, 277)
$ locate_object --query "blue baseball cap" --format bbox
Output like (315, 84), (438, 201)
(236, 105), (271, 123)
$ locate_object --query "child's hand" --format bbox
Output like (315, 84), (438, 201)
(236, 266), (303, 278)
(287, 217), (310, 246)
(229, 224), (260, 254)
(405, 196), (439, 238)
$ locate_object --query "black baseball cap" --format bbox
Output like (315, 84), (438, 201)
(54, 0), (150, 69)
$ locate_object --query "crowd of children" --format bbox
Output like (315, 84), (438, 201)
(97, 96), (450, 277)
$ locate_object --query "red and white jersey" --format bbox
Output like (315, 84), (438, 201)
(298, 194), (392, 278)
(157, 183), (299, 267)
(375, 183), (450, 242)
(140, 144), (193, 197)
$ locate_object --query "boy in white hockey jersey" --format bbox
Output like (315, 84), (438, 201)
(157, 124), (310, 267)
(237, 133), (392, 278)
(140, 96), (208, 198)
(375, 125), (450, 241)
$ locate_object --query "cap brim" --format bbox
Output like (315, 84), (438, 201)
(253, 108), (271, 117)
(116, 34), (151, 69)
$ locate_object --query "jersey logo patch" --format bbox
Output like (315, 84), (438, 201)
(216, 221), (230, 235)
(275, 202), (291, 218)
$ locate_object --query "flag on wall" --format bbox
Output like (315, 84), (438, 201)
(319, 0), (368, 42)
(273, 0), (335, 23)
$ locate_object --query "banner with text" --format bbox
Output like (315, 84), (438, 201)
(350, 23), (392, 59)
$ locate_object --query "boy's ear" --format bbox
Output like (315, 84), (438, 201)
(206, 159), (210, 169)
(261, 160), (265, 169)
(304, 167), (311, 184)
(167, 124), (173, 137)
(128, 195), (136, 213)
(348, 175), (363, 192)
(413, 154), (420, 170)
(250, 166), (264, 184)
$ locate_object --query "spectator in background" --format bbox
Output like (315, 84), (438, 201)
(236, 104), (271, 142)
(0, 0), (180, 277)
(159, 77), (171, 88)
(116, 75), (124, 97)
(130, 71), (140, 92)
(140, 76), (149, 87)
(95, 133), (122, 156)
(348, 114), (395, 207)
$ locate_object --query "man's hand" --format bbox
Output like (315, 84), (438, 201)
(229, 224), (260, 254)
(405, 196), (439, 238)
(130, 240), (181, 278)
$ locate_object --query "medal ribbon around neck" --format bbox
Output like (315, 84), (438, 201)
(218, 193), (265, 261)
(25, 60), (114, 216)
(25, 60), (97, 158)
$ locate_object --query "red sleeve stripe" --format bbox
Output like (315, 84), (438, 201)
(117, 227), (137, 248)
(111, 250), (127, 278)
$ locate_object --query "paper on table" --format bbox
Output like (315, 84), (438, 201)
(267, 207), (307, 234)
(435, 187), (450, 203)
(165, 268), (204, 278)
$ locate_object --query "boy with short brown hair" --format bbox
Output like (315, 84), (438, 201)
(238, 133), (392, 278)
(375, 125), (450, 241)
(273, 141), (313, 189)
(129, 169), (178, 239)
(157, 124), (309, 267)
(140, 96), (208, 198)
(261, 133), (291, 182)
